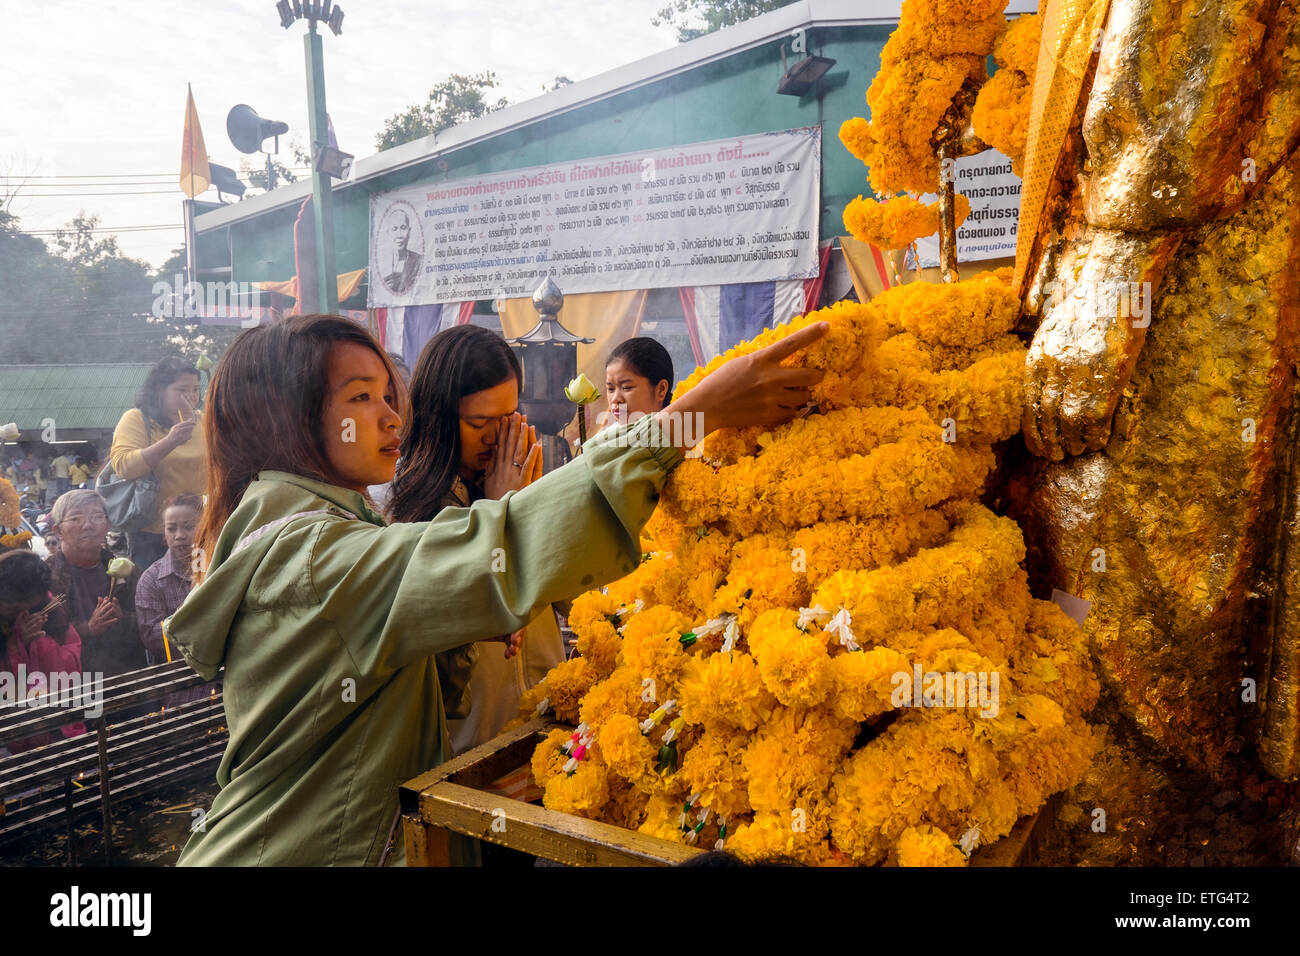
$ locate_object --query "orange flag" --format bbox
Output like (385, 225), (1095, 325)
(180, 84), (211, 199)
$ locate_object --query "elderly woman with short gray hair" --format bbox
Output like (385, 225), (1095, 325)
(46, 490), (144, 677)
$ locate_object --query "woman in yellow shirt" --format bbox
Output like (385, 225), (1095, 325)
(109, 357), (206, 569)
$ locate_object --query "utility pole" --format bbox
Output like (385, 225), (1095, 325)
(303, 17), (337, 314)
(277, 0), (347, 314)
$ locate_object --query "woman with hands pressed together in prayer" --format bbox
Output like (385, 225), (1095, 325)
(387, 326), (552, 756)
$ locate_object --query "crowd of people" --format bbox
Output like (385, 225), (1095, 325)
(3, 449), (97, 507)
(1, 318), (820, 864)
(1, 357), (211, 755)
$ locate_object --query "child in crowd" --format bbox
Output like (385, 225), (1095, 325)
(603, 336), (675, 426)
(136, 493), (202, 666)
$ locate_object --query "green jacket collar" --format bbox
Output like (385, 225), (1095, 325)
(252, 470), (387, 527)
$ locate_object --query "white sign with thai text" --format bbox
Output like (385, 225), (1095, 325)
(368, 127), (822, 307)
(914, 148), (1021, 268)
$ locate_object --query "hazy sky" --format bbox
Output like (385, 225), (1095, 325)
(1, 0), (678, 267)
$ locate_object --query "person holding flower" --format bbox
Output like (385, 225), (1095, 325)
(46, 490), (144, 677)
(164, 312), (825, 866)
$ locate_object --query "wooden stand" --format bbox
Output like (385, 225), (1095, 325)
(400, 718), (1050, 867)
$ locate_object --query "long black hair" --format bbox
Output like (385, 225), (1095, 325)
(607, 337), (674, 406)
(135, 356), (200, 430)
(387, 325), (521, 523)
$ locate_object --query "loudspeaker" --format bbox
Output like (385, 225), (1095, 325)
(226, 104), (290, 155)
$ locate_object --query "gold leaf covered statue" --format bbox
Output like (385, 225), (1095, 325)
(1011, 0), (1300, 779)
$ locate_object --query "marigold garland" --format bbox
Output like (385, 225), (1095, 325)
(0, 477), (22, 529)
(526, 270), (1097, 862)
(971, 13), (1041, 174)
(523, 0), (1097, 866)
(843, 193), (971, 249)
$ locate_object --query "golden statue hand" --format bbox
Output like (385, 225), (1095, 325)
(1022, 304), (1135, 461)
(1022, 230), (1181, 461)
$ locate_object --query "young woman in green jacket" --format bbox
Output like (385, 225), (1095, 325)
(165, 312), (825, 866)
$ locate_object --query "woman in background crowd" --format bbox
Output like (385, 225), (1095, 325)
(135, 492), (201, 666)
(46, 490), (143, 677)
(110, 357), (206, 569)
(0, 549), (87, 753)
(387, 325), (553, 756)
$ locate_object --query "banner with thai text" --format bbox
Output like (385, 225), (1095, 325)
(367, 126), (821, 307)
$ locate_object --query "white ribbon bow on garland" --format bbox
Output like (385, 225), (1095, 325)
(824, 608), (860, 652)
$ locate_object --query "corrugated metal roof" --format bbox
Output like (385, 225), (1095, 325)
(0, 364), (153, 431)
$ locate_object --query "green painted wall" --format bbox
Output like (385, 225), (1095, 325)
(214, 24), (892, 287)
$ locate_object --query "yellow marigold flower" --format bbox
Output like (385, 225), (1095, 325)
(536, 656), (599, 723)
(604, 777), (650, 831)
(524, 164), (1101, 864)
(638, 793), (687, 843)
(0, 530), (33, 549)
(640, 506), (681, 553)
(568, 589), (621, 633)
(543, 757), (609, 819)
(745, 706), (857, 818)
(708, 536), (810, 624)
(994, 12), (1041, 75)
(677, 651), (776, 732)
(578, 665), (653, 729)
(672, 302), (888, 402)
(791, 510), (952, 586)
(663, 427), (986, 537)
(679, 727), (753, 819)
(619, 604), (691, 688)
(747, 609), (835, 709)
(828, 646), (910, 722)
(838, 116), (874, 163)
(895, 825), (968, 866)
(575, 622), (621, 680)
(727, 811), (838, 866)
(874, 273), (1020, 348)
(597, 713), (659, 786)
(905, 0), (1010, 22)
(844, 194), (941, 249)
(0, 477), (22, 528)
(882, 9), (1007, 64)
(971, 15), (1040, 173)
(863, 55), (985, 195)
(972, 68), (1031, 172)
(840, 192), (972, 251)
(515, 682), (548, 720)
(531, 727), (572, 787)
(812, 503), (1026, 645)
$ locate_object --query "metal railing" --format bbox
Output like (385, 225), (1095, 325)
(0, 662), (227, 865)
